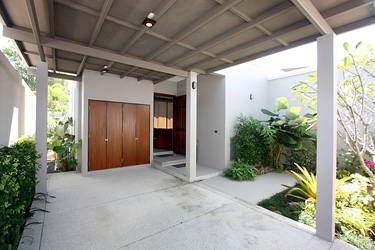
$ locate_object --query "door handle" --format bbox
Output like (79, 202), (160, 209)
(105, 122), (108, 142)
(135, 122), (139, 141)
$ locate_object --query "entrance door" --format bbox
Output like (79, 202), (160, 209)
(173, 95), (186, 155)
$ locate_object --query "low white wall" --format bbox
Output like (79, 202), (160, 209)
(80, 70), (154, 175)
(197, 74), (226, 169)
(0, 51), (35, 146)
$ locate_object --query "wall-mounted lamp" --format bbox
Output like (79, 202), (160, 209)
(142, 12), (156, 28)
(250, 93), (254, 100)
(192, 81), (197, 89)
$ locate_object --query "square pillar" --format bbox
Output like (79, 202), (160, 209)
(35, 61), (48, 194)
(186, 71), (197, 182)
(316, 33), (337, 242)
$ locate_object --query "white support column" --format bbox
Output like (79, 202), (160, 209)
(35, 61), (48, 194)
(316, 33), (337, 242)
(186, 71), (197, 182)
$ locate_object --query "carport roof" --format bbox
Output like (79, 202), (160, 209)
(0, 0), (374, 83)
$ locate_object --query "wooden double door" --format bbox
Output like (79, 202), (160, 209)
(88, 100), (150, 171)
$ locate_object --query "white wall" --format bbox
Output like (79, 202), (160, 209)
(218, 63), (269, 168)
(154, 80), (177, 96)
(197, 74), (226, 169)
(267, 70), (315, 115)
(80, 70), (154, 175)
(177, 79), (186, 96)
(0, 51), (36, 146)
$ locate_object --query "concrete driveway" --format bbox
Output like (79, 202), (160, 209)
(20, 165), (355, 250)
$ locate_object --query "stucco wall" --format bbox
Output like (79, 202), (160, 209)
(80, 69), (154, 175)
(0, 51), (35, 146)
(197, 74), (226, 169)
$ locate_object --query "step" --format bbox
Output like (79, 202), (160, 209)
(153, 154), (186, 167)
(153, 150), (174, 156)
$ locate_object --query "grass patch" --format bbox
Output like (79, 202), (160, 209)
(257, 187), (302, 221)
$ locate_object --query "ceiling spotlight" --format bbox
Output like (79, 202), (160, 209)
(102, 65), (108, 73)
(142, 12), (156, 28)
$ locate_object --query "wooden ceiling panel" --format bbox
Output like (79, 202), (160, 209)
(126, 34), (167, 59)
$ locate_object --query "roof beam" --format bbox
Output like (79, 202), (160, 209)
(27, 68), (82, 81)
(54, 0), (233, 67)
(153, 75), (174, 85)
(77, 0), (114, 76)
(103, 0), (177, 74)
(3, 26), (189, 77)
(291, 0), (334, 35)
(186, 20), (310, 70)
(215, 0), (289, 46)
(47, 0), (57, 72)
(144, 0), (243, 61)
(167, 1), (292, 66)
(189, 0), (371, 72)
(24, 0), (45, 62)
(120, 67), (137, 78)
(138, 72), (157, 81)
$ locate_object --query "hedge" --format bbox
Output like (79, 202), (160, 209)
(0, 137), (40, 249)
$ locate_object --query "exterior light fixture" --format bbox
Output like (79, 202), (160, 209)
(102, 65), (108, 73)
(192, 81), (197, 89)
(250, 93), (254, 100)
(142, 12), (156, 28)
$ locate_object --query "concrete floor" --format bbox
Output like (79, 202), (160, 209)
(21, 165), (355, 250)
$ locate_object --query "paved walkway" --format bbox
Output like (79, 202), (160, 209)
(20, 165), (355, 250)
(201, 172), (296, 204)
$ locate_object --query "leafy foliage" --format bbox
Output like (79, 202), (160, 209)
(223, 160), (258, 180)
(47, 117), (82, 171)
(261, 97), (315, 166)
(0, 137), (40, 249)
(292, 41), (375, 177)
(283, 138), (317, 174)
(1, 44), (37, 92)
(232, 114), (270, 166)
(283, 164), (351, 202)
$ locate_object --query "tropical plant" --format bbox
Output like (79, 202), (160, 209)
(232, 114), (269, 166)
(223, 160), (258, 180)
(283, 137), (317, 174)
(283, 164), (351, 201)
(47, 117), (81, 171)
(260, 97), (315, 166)
(0, 137), (40, 249)
(292, 41), (375, 178)
(275, 162), (284, 173)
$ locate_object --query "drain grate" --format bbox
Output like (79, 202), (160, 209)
(155, 154), (174, 158)
(172, 163), (186, 168)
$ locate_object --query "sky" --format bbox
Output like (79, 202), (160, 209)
(0, 23), (374, 78)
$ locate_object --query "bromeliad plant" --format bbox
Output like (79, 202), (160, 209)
(283, 164), (351, 202)
(47, 117), (82, 171)
(260, 97), (315, 166)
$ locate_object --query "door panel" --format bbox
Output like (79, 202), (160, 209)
(106, 102), (123, 169)
(136, 104), (150, 165)
(173, 95), (186, 155)
(88, 100), (107, 171)
(123, 103), (137, 166)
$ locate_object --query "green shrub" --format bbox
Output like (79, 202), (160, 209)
(275, 162), (284, 173)
(232, 114), (269, 166)
(223, 161), (258, 180)
(283, 138), (317, 174)
(0, 137), (40, 249)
